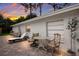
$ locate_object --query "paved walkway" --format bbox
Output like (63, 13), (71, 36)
(0, 35), (52, 56)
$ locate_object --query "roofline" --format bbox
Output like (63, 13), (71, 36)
(12, 4), (79, 27)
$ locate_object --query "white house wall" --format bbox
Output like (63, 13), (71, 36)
(12, 9), (79, 55)
(19, 24), (26, 35)
(12, 24), (26, 35)
(12, 26), (20, 33)
(75, 18), (79, 55)
(63, 17), (79, 55)
(30, 21), (47, 37)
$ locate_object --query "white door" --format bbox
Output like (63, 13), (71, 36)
(47, 21), (64, 40)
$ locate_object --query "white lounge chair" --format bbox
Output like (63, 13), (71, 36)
(9, 33), (29, 43)
(11, 33), (28, 39)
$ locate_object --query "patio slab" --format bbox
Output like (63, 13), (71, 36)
(0, 35), (52, 56)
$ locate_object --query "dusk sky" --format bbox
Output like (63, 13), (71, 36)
(0, 3), (53, 20)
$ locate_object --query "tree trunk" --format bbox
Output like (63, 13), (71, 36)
(39, 4), (42, 16)
(29, 3), (32, 18)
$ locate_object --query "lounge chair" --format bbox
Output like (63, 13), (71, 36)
(8, 33), (29, 44)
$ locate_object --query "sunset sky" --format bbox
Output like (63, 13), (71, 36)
(0, 3), (53, 20)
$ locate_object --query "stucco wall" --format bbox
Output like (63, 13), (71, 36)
(19, 24), (26, 35)
(75, 18), (79, 55)
(30, 21), (47, 37)
(12, 26), (19, 33)
(12, 24), (26, 35)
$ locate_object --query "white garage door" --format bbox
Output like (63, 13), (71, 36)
(47, 21), (64, 40)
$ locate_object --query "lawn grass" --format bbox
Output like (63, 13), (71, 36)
(0, 32), (10, 36)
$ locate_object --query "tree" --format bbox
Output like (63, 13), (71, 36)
(25, 13), (37, 19)
(0, 14), (13, 34)
(20, 3), (43, 16)
(20, 3), (71, 16)
(5, 18), (15, 25)
(0, 14), (5, 26)
(0, 14), (4, 20)
(48, 3), (71, 11)
(15, 13), (37, 23)
(15, 16), (25, 23)
(20, 3), (37, 18)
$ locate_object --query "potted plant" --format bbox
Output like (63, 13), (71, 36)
(67, 17), (78, 55)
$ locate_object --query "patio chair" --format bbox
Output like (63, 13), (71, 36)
(28, 33), (39, 42)
(30, 39), (39, 48)
(30, 33), (40, 47)
(44, 33), (62, 55)
(52, 33), (61, 54)
(32, 33), (39, 39)
(8, 32), (29, 44)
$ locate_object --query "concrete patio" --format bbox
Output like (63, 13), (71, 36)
(0, 35), (52, 56)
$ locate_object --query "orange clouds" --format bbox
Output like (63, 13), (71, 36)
(3, 13), (13, 17)
(4, 12), (19, 21)
(12, 3), (17, 7)
(0, 3), (26, 20)
(0, 3), (17, 18)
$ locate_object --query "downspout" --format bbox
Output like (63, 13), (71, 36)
(46, 22), (48, 37)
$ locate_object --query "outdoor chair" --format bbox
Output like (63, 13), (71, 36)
(30, 39), (39, 48)
(43, 33), (62, 55)
(32, 33), (39, 39)
(8, 32), (29, 44)
(52, 33), (61, 54)
(28, 33), (39, 42)
(30, 33), (39, 47)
